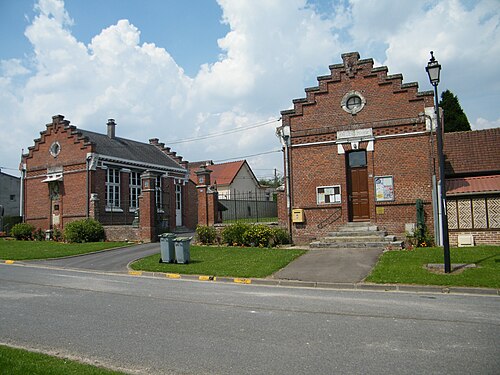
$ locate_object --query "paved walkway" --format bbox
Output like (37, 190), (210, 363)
(28, 241), (383, 284)
(271, 247), (384, 283)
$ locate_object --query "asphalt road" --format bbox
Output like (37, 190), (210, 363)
(28, 243), (160, 272)
(1, 263), (499, 375)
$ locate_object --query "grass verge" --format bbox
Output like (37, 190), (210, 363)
(0, 239), (130, 260)
(131, 245), (306, 278)
(366, 245), (500, 288)
(0, 344), (124, 375)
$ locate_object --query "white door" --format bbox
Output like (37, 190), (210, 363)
(175, 184), (182, 226)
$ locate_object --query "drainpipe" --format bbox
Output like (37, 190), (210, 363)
(20, 159), (26, 222)
(277, 123), (292, 243)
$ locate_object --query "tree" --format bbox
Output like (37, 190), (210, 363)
(439, 89), (471, 132)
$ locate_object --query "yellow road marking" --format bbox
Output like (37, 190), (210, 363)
(234, 278), (251, 284)
(5, 260), (15, 264)
(166, 273), (181, 279)
(128, 271), (142, 276)
(199, 275), (216, 281)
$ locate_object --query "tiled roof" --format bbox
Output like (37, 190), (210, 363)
(444, 128), (500, 176)
(78, 129), (184, 171)
(188, 160), (246, 185)
(446, 175), (500, 195)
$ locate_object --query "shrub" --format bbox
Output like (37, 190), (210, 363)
(243, 224), (274, 247)
(11, 223), (35, 240)
(2, 216), (22, 235)
(222, 223), (251, 246)
(64, 219), (105, 243)
(33, 228), (45, 241)
(52, 227), (62, 241)
(271, 227), (290, 246)
(196, 225), (217, 245)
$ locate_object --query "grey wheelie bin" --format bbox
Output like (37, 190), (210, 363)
(159, 233), (176, 263)
(174, 237), (192, 264)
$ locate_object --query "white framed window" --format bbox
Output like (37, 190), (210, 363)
(106, 168), (120, 209)
(129, 171), (141, 210)
(156, 175), (163, 212)
(317, 185), (341, 205)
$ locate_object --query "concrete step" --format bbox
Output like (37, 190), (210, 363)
(321, 235), (389, 243)
(327, 230), (387, 238)
(338, 225), (379, 232)
(310, 240), (404, 249)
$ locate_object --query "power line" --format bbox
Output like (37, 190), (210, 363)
(214, 149), (282, 163)
(165, 118), (280, 145)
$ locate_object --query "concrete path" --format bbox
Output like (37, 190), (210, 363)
(271, 247), (384, 283)
(28, 242), (160, 272)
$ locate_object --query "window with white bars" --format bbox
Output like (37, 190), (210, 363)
(105, 168), (120, 209)
(129, 171), (141, 210)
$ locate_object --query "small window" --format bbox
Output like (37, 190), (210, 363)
(341, 90), (366, 114)
(348, 150), (367, 168)
(10, 194), (15, 201)
(317, 185), (341, 205)
(346, 96), (362, 110)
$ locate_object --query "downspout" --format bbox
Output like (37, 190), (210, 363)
(86, 156), (90, 218)
(20, 161), (26, 222)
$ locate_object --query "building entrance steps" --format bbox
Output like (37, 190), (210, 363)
(310, 222), (403, 249)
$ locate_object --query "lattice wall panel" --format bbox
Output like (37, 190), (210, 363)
(488, 197), (500, 228)
(458, 199), (473, 229)
(447, 200), (458, 229)
(472, 198), (487, 229)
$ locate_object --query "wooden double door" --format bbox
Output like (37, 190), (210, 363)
(347, 150), (370, 221)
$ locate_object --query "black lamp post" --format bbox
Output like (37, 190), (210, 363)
(426, 51), (451, 273)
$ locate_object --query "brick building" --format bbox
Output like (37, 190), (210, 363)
(444, 129), (500, 246)
(277, 52), (499, 245)
(21, 115), (195, 242)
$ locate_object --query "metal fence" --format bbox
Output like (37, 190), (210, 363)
(219, 190), (277, 223)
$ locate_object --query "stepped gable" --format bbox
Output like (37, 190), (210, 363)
(23, 115), (187, 172)
(148, 137), (189, 169)
(23, 115), (94, 160)
(281, 52), (433, 120)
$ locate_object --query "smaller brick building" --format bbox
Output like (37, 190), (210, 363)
(21, 115), (195, 242)
(277, 52), (499, 245)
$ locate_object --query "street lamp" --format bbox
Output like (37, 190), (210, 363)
(426, 51), (451, 273)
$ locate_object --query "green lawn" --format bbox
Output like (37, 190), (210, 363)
(366, 245), (500, 288)
(131, 245), (306, 278)
(0, 345), (124, 375)
(0, 239), (130, 260)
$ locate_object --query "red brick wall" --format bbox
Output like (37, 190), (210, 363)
(184, 180), (198, 230)
(281, 53), (438, 244)
(449, 231), (500, 246)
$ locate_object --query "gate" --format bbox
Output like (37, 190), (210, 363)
(219, 189), (277, 223)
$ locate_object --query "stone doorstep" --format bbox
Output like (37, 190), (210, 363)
(338, 225), (379, 232)
(321, 235), (390, 243)
(310, 241), (403, 249)
(327, 230), (387, 238)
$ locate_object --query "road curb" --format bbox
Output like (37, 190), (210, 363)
(123, 266), (499, 296)
(4, 260), (498, 296)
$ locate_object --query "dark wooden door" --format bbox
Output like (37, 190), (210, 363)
(347, 151), (370, 221)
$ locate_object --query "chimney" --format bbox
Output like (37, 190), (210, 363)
(107, 119), (116, 139)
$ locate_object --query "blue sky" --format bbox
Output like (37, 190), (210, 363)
(0, 0), (499, 179)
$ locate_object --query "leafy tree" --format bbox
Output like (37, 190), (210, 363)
(258, 175), (284, 188)
(439, 89), (471, 132)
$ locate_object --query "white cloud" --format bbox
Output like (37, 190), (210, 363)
(472, 117), (500, 130)
(0, 0), (498, 178)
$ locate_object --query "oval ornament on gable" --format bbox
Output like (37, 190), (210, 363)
(49, 141), (61, 158)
